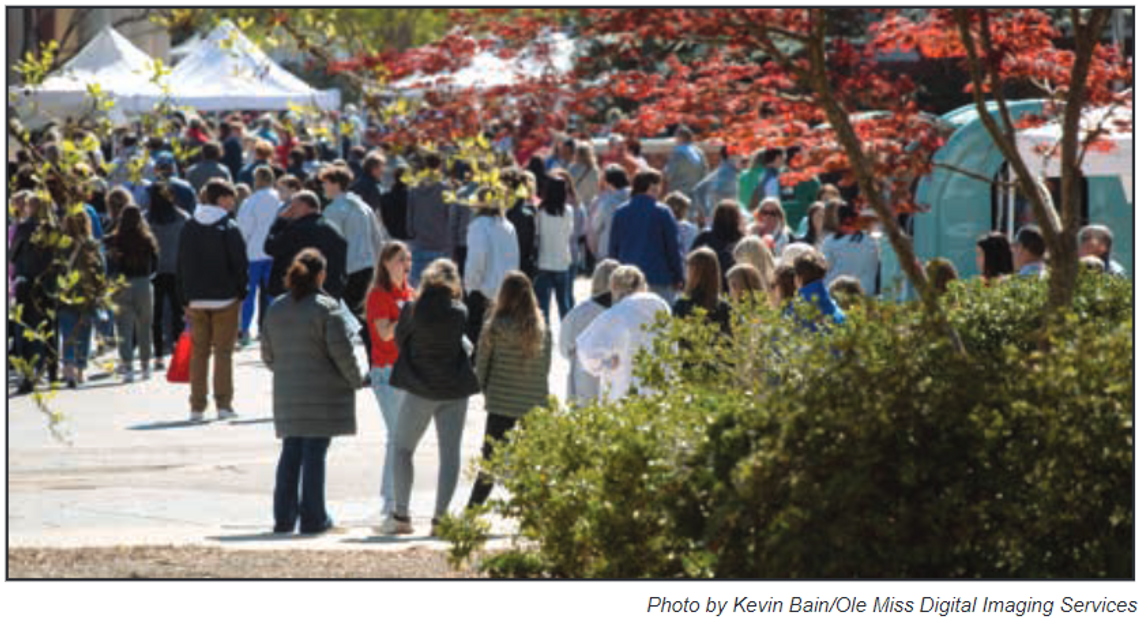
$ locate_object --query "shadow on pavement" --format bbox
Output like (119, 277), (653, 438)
(128, 419), (212, 431)
(208, 531), (307, 543)
(340, 535), (442, 545)
(227, 417), (273, 426)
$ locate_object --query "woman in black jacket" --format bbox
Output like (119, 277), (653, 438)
(691, 200), (745, 289)
(383, 259), (480, 536)
(104, 205), (159, 381)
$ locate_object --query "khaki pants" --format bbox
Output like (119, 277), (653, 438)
(188, 301), (240, 413)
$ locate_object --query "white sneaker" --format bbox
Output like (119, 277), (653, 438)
(377, 514), (414, 535)
(141, 366), (151, 381)
(189, 412), (206, 423)
(216, 408), (238, 420)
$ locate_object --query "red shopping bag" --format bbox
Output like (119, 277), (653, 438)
(166, 330), (192, 384)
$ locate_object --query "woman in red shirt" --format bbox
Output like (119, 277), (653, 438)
(366, 241), (414, 517)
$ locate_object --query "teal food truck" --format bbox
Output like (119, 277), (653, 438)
(881, 99), (1132, 298)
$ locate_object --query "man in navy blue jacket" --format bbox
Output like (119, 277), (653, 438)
(607, 169), (685, 304)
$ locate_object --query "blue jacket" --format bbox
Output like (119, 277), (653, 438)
(607, 194), (685, 287)
(797, 280), (846, 332)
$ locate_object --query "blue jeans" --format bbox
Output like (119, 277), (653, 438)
(241, 259), (273, 335)
(370, 366), (405, 514)
(274, 436), (332, 533)
(410, 249), (448, 289)
(534, 269), (572, 323)
(58, 308), (94, 369)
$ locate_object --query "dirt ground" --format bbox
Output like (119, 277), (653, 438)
(8, 546), (487, 579)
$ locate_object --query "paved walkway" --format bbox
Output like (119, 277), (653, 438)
(8, 278), (590, 552)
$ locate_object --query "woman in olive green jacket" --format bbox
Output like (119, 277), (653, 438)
(466, 270), (552, 508)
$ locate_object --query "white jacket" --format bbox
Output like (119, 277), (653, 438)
(465, 214), (519, 299)
(558, 297), (609, 404)
(537, 207), (574, 272)
(589, 188), (630, 260)
(576, 292), (671, 402)
(236, 188), (281, 262)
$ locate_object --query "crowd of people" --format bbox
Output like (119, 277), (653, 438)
(7, 108), (1129, 535)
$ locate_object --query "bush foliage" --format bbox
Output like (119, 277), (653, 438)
(443, 272), (1133, 578)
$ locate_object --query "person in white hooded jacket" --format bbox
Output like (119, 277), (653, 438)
(558, 259), (619, 404)
(575, 265), (671, 402)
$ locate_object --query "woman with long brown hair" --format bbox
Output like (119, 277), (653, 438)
(673, 247), (731, 335)
(365, 241), (414, 518)
(58, 210), (106, 388)
(466, 270), (552, 508)
(104, 205), (159, 381)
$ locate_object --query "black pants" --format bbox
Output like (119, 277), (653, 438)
(344, 268), (374, 362)
(454, 245), (468, 279)
(151, 273), (184, 360)
(467, 413), (517, 508)
(464, 290), (490, 362)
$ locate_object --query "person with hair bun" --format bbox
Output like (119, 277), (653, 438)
(262, 248), (368, 535)
(576, 265), (671, 402)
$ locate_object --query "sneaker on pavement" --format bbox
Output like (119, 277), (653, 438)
(216, 408), (239, 420)
(377, 514), (414, 535)
(154, 360), (165, 371)
(122, 371), (134, 383)
(189, 411), (206, 423)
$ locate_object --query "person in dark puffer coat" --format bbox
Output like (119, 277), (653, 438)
(262, 248), (367, 535)
(383, 258), (480, 536)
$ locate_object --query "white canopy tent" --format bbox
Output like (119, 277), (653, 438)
(1015, 105), (1134, 203)
(169, 33), (204, 64)
(9, 27), (162, 124)
(149, 20), (340, 111)
(391, 32), (575, 94)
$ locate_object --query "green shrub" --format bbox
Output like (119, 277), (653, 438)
(448, 275), (1133, 578)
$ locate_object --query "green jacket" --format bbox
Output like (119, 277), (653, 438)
(476, 323), (553, 418)
(261, 292), (367, 438)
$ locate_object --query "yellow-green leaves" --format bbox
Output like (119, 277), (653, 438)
(15, 40), (60, 86)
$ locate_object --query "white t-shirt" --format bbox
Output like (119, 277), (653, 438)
(537, 206), (574, 272)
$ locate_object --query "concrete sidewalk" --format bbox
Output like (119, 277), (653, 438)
(7, 278), (590, 552)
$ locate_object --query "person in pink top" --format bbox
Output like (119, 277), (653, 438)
(365, 241), (414, 517)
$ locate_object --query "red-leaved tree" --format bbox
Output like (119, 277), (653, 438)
(284, 8), (1131, 350)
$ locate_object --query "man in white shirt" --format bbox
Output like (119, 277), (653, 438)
(235, 166), (281, 344)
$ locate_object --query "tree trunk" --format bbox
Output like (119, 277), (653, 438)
(806, 12), (966, 355)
